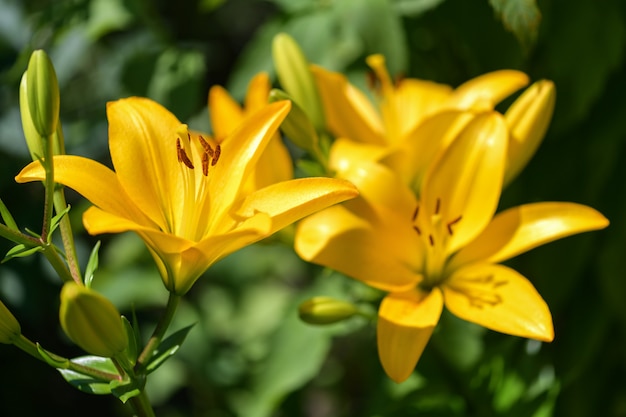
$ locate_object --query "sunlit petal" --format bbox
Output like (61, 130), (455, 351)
(377, 289), (443, 382)
(449, 202), (610, 268)
(16, 155), (154, 227)
(236, 177), (358, 232)
(444, 263), (553, 341)
(329, 138), (388, 175)
(244, 72), (272, 111)
(421, 112), (508, 254)
(107, 97), (183, 230)
(311, 65), (384, 145)
(446, 70), (529, 111)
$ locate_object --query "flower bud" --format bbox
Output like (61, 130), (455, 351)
(0, 299), (21, 344)
(504, 79), (556, 185)
(268, 89), (319, 153)
(59, 282), (128, 358)
(272, 33), (325, 132)
(25, 50), (60, 138)
(298, 296), (358, 325)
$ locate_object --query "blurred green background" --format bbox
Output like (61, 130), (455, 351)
(1, 0), (625, 416)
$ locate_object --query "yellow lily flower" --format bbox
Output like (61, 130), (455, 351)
(313, 55), (554, 190)
(295, 111), (609, 383)
(208, 72), (293, 193)
(16, 97), (358, 295)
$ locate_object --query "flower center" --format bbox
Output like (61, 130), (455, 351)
(412, 198), (462, 290)
(172, 129), (222, 240)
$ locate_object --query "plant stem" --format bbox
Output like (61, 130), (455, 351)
(137, 292), (181, 368)
(53, 190), (82, 283)
(41, 133), (55, 242)
(129, 388), (156, 417)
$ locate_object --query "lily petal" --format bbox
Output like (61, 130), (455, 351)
(421, 112), (508, 254)
(15, 155), (154, 227)
(446, 70), (529, 111)
(377, 289), (443, 382)
(107, 97), (183, 230)
(236, 177), (358, 232)
(504, 80), (556, 185)
(329, 138), (388, 175)
(444, 263), (553, 342)
(449, 202), (610, 268)
(311, 65), (384, 145)
(243, 72), (272, 111)
(208, 85), (245, 140)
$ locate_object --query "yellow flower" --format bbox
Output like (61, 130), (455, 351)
(295, 111), (609, 383)
(314, 55), (554, 190)
(208, 72), (293, 193)
(16, 97), (358, 295)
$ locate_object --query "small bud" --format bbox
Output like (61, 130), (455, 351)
(0, 299), (21, 344)
(25, 50), (60, 138)
(504, 79), (556, 185)
(59, 282), (128, 357)
(272, 33), (325, 132)
(298, 296), (358, 325)
(269, 89), (319, 153)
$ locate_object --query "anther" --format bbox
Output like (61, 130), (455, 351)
(198, 135), (213, 154)
(446, 216), (462, 235)
(211, 144), (221, 166)
(434, 198), (441, 215)
(412, 225), (421, 235)
(201, 152), (209, 176)
(428, 235), (434, 246)
(412, 205), (419, 221)
(176, 138), (183, 163)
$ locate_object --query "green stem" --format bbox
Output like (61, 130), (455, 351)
(128, 388), (156, 417)
(12, 334), (45, 362)
(40, 243), (73, 283)
(137, 292), (181, 368)
(0, 223), (39, 246)
(41, 133), (55, 242)
(53, 190), (82, 283)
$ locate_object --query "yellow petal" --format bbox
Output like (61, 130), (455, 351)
(311, 65), (384, 145)
(504, 80), (556, 185)
(329, 138), (388, 174)
(209, 101), (291, 223)
(236, 177), (358, 232)
(244, 72), (272, 111)
(208, 85), (245, 140)
(16, 155), (154, 227)
(107, 97), (184, 230)
(449, 202), (610, 268)
(444, 263), (553, 341)
(377, 289), (443, 382)
(421, 112), (508, 254)
(447, 70), (529, 111)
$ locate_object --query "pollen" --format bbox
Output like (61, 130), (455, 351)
(176, 133), (222, 177)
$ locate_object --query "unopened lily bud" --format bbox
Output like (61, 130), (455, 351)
(59, 282), (128, 358)
(299, 296), (358, 325)
(25, 50), (60, 138)
(0, 299), (21, 344)
(272, 33), (324, 132)
(269, 88), (319, 153)
(504, 79), (556, 185)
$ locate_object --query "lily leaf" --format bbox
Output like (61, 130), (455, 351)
(0, 197), (18, 231)
(145, 324), (195, 374)
(84, 240), (101, 287)
(49, 204), (71, 237)
(2, 244), (42, 263)
(110, 377), (143, 403)
(37, 343), (70, 369)
(489, 0), (541, 49)
(58, 356), (120, 395)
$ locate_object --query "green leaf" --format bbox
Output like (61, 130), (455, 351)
(84, 240), (101, 288)
(110, 378), (143, 403)
(37, 343), (70, 369)
(0, 197), (18, 231)
(489, 0), (541, 49)
(145, 324), (195, 373)
(58, 356), (120, 395)
(49, 204), (71, 238)
(2, 244), (42, 263)
(121, 315), (138, 367)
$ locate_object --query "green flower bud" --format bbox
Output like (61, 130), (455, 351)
(298, 296), (358, 325)
(272, 33), (325, 132)
(269, 89), (319, 153)
(0, 301), (22, 345)
(20, 71), (44, 161)
(59, 282), (128, 357)
(0, 299), (21, 344)
(25, 50), (60, 138)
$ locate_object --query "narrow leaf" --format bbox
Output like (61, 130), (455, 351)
(84, 240), (101, 288)
(145, 324), (195, 373)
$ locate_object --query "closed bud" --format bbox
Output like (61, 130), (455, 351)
(504, 79), (556, 185)
(25, 50), (60, 138)
(298, 296), (358, 325)
(0, 299), (21, 344)
(269, 89), (319, 153)
(272, 33), (325, 132)
(59, 282), (128, 357)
